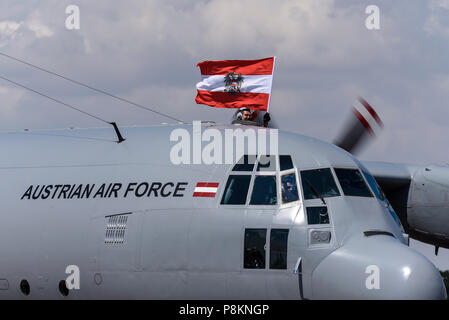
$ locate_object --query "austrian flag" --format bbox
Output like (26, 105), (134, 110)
(193, 182), (219, 198)
(195, 57), (275, 111)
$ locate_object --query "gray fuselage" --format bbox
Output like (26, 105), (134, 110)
(0, 123), (445, 299)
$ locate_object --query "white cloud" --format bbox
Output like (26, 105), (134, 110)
(425, 0), (449, 35)
(0, 11), (54, 49)
(0, 20), (22, 47)
(0, 20), (21, 35)
(26, 19), (54, 38)
(25, 10), (54, 38)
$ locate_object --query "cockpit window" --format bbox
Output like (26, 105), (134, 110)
(257, 155), (276, 171)
(221, 175), (251, 205)
(270, 229), (289, 269)
(244, 229), (266, 269)
(306, 206), (330, 224)
(281, 173), (300, 203)
(361, 170), (402, 228)
(361, 169), (385, 200)
(279, 155), (294, 171)
(334, 169), (373, 197)
(250, 176), (277, 205)
(300, 168), (340, 200)
(232, 155), (256, 172)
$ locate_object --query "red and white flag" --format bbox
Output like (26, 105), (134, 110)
(193, 182), (219, 198)
(195, 57), (275, 111)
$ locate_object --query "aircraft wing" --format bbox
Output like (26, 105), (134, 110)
(362, 161), (449, 250)
(362, 161), (413, 190)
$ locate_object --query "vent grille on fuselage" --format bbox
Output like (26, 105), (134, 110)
(105, 213), (130, 244)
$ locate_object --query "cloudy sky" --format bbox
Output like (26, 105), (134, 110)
(1, 0), (449, 268)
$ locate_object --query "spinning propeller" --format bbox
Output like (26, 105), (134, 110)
(334, 97), (383, 155)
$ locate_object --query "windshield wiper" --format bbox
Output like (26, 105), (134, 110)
(305, 179), (326, 205)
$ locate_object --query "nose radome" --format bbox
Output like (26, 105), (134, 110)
(311, 235), (447, 300)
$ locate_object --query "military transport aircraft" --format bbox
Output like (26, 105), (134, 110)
(0, 51), (447, 299)
(0, 107), (446, 299)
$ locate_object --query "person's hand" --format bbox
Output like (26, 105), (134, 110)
(263, 112), (271, 122)
(263, 112), (271, 127)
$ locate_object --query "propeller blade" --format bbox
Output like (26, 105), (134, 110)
(334, 97), (383, 154)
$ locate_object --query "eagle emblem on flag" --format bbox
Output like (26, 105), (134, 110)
(224, 71), (244, 94)
(195, 57), (275, 111)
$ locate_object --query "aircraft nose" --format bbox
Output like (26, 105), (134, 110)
(311, 235), (447, 299)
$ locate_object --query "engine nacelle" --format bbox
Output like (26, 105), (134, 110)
(407, 165), (449, 247)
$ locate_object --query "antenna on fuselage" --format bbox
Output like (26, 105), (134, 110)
(110, 122), (125, 143)
(0, 51), (183, 123)
(0, 74), (126, 143)
(0, 51), (185, 143)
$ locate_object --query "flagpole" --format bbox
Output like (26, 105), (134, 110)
(267, 56), (276, 113)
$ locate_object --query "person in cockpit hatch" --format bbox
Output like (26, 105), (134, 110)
(234, 107), (271, 127)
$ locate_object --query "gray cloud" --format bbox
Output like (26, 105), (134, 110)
(0, 0), (448, 162)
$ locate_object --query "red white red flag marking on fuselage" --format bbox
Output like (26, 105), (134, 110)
(353, 97), (384, 136)
(195, 57), (275, 111)
(193, 182), (219, 197)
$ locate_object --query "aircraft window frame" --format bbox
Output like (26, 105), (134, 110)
(232, 155), (258, 172)
(279, 155), (294, 171)
(361, 169), (385, 201)
(255, 155), (279, 172)
(280, 171), (301, 205)
(278, 155), (302, 207)
(300, 167), (341, 201)
(243, 228), (267, 270)
(219, 155), (257, 207)
(220, 174), (252, 205)
(245, 155), (279, 207)
(221, 154), (301, 208)
(256, 155), (277, 172)
(306, 206), (330, 225)
(269, 229), (289, 270)
(333, 168), (374, 198)
(249, 174), (278, 206)
(359, 168), (403, 228)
